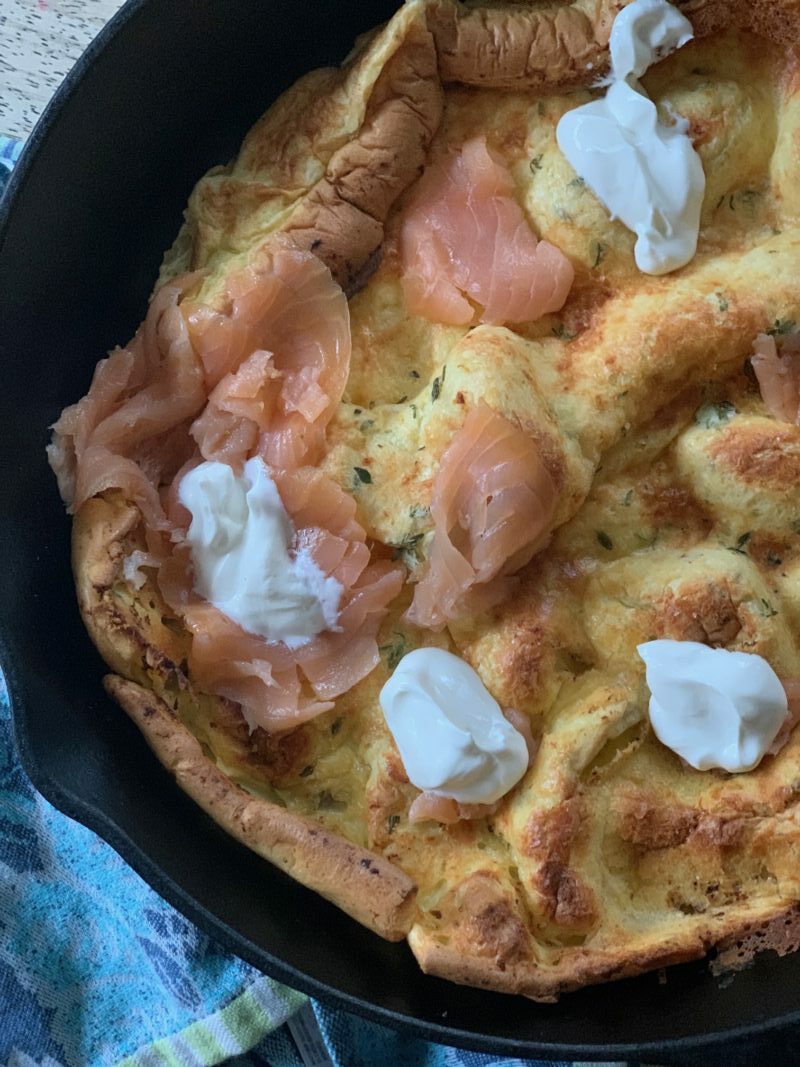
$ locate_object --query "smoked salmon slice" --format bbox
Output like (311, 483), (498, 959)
(47, 275), (206, 531)
(159, 467), (403, 732)
(400, 136), (574, 326)
(751, 332), (800, 425)
(406, 401), (557, 630)
(184, 237), (350, 469)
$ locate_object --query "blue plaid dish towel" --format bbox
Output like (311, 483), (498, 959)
(0, 133), (631, 1067)
(0, 673), (616, 1067)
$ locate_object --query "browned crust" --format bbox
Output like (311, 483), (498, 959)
(612, 786), (747, 851)
(408, 911), (717, 999)
(712, 903), (800, 974)
(427, 0), (800, 91)
(680, 0), (800, 45)
(708, 423), (800, 489)
(428, 0), (620, 90)
(655, 582), (743, 646)
(410, 898), (800, 1000)
(170, 3), (443, 297)
(105, 674), (418, 941)
(284, 13), (443, 294)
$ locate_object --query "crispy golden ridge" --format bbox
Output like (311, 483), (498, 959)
(161, 1), (443, 297)
(73, 0), (800, 999)
(105, 676), (417, 941)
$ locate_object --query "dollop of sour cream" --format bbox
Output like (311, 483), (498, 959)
(556, 0), (705, 275)
(638, 640), (788, 772)
(379, 648), (529, 804)
(179, 457), (342, 648)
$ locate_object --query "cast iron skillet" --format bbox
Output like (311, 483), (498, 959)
(2, 1), (800, 1061)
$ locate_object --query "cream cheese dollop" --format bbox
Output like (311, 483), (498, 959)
(637, 640), (788, 772)
(179, 457), (342, 648)
(379, 648), (529, 804)
(556, 0), (705, 275)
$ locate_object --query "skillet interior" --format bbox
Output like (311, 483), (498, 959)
(2, 0), (800, 1059)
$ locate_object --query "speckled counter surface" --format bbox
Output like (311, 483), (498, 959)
(1, 0), (124, 140)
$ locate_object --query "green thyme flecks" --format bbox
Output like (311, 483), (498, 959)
(380, 632), (407, 671)
(728, 531), (752, 555)
(431, 365), (447, 402)
(757, 598), (778, 618)
(768, 318), (796, 336)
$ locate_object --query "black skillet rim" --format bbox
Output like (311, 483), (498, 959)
(3, 1), (800, 1058)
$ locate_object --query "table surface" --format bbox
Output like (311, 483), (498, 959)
(1, 0), (124, 141)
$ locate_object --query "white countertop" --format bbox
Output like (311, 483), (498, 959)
(1, 0), (124, 141)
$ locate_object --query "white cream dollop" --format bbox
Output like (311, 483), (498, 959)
(556, 0), (705, 275)
(179, 457), (342, 648)
(379, 648), (529, 804)
(638, 640), (788, 772)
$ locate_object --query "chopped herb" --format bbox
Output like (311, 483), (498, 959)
(330, 717), (343, 735)
(552, 322), (576, 342)
(729, 531), (752, 555)
(353, 466), (372, 485)
(757, 598), (778, 618)
(623, 489), (634, 507)
(431, 365), (446, 402)
(596, 530), (614, 551)
(767, 551), (783, 567)
(380, 633), (407, 670)
(537, 101), (545, 116)
(410, 369), (420, 379)
(715, 194), (725, 212)
(299, 765), (314, 778)
(695, 401), (735, 429)
(409, 504), (430, 521)
(715, 294), (729, 312)
(391, 532), (424, 569)
(388, 814), (401, 833)
(529, 154), (543, 173)
(410, 403), (418, 419)
(395, 395), (408, 404)
(353, 408), (362, 415)
(592, 241), (606, 269)
(359, 419), (375, 432)
(568, 175), (586, 189)
(768, 319), (796, 336)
